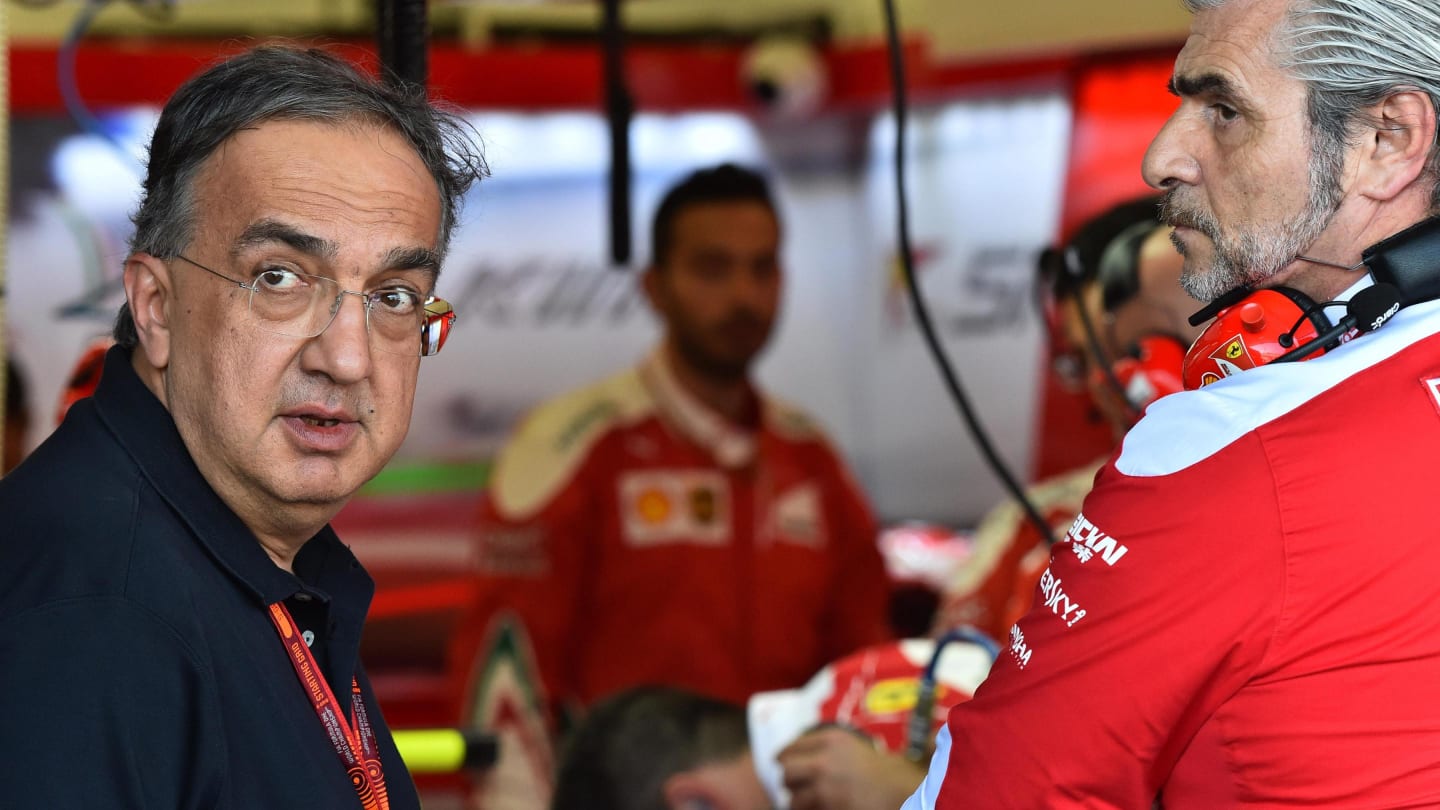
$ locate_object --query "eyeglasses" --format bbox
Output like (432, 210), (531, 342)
(174, 254), (456, 357)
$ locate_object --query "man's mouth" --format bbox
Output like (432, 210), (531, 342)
(1160, 193), (1217, 239)
(299, 415), (342, 428)
(280, 408), (362, 453)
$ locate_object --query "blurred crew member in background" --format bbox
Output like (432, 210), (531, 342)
(551, 687), (768, 810)
(933, 198), (1202, 642)
(909, 0), (1440, 805)
(0, 45), (481, 807)
(463, 164), (890, 795)
(553, 635), (991, 810)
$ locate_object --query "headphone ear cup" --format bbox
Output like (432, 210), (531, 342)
(1109, 354), (1139, 395)
(1182, 287), (1330, 390)
(1110, 335), (1187, 409)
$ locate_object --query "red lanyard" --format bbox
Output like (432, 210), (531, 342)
(268, 602), (390, 810)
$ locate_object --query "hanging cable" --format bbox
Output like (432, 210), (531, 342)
(376, 0), (429, 91)
(53, 1), (157, 176)
(879, 0), (1059, 546)
(601, 0), (632, 266)
(58, 0), (112, 141)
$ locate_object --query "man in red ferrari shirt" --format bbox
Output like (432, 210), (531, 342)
(462, 164), (889, 736)
(909, 0), (1440, 806)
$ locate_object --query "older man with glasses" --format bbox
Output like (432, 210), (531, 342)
(0, 46), (481, 808)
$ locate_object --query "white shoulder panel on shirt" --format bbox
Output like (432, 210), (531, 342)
(763, 396), (827, 443)
(490, 367), (655, 520)
(1117, 299), (1440, 478)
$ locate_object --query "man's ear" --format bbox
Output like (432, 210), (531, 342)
(1356, 89), (1439, 202)
(123, 253), (174, 370)
(662, 771), (718, 810)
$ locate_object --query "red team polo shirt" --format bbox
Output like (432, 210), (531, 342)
(466, 352), (890, 711)
(908, 295), (1440, 807)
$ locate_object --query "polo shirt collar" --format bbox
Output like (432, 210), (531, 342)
(90, 346), (372, 611)
(640, 349), (761, 469)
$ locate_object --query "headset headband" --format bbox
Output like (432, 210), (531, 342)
(1097, 221), (1158, 314)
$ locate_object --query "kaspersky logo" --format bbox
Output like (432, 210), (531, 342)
(1198, 335), (1257, 388)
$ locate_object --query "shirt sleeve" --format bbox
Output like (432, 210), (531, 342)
(0, 597), (224, 809)
(457, 424), (599, 722)
(908, 432), (1288, 807)
(818, 450), (893, 661)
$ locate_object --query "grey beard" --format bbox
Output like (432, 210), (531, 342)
(1165, 150), (1345, 303)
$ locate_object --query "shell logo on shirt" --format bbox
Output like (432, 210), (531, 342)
(619, 470), (731, 546)
(635, 489), (673, 525)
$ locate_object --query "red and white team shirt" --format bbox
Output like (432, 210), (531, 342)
(907, 295), (1440, 807)
(460, 350), (890, 714)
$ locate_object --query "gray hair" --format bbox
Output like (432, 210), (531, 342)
(116, 45), (487, 347)
(1181, 0), (1440, 210)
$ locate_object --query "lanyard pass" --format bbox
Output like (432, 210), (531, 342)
(269, 602), (391, 810)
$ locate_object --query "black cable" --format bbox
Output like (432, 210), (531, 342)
(1066, 255), (1143, 421)
(376, 0), (429, 91)
(58, 0), (177, 111)
(602, 0), (632, 266)
(56, 0), (146, 179)
(58, 0), (111, 141)
(880, 0), (1058, 546)
(1277, 299), (1341, 348)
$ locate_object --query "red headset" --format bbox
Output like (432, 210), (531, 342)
(1092, 222), (1188, 414)
(1107, 335), (1187, 408)
(1181, 287), (1331, 390)
(1140, 214), (1440, 394)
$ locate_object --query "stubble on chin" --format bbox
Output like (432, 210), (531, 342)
(1179, 252), (1244, 303)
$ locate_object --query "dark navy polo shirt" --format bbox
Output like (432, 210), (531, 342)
(0, 347), (420, 809)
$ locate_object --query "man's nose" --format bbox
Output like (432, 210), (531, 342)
(1142, 112), (1199, 192)
(302, 291), (374, 384)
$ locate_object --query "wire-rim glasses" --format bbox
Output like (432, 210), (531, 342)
(174, 254), (455, 357)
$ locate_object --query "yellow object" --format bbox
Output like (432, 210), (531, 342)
(392, 729), (469, 775)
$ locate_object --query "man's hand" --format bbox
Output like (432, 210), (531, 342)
(777, 727), (926, 810)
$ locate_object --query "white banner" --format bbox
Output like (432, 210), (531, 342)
(859, 92), (1073, 522)
(7, 93), (1070, 525)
